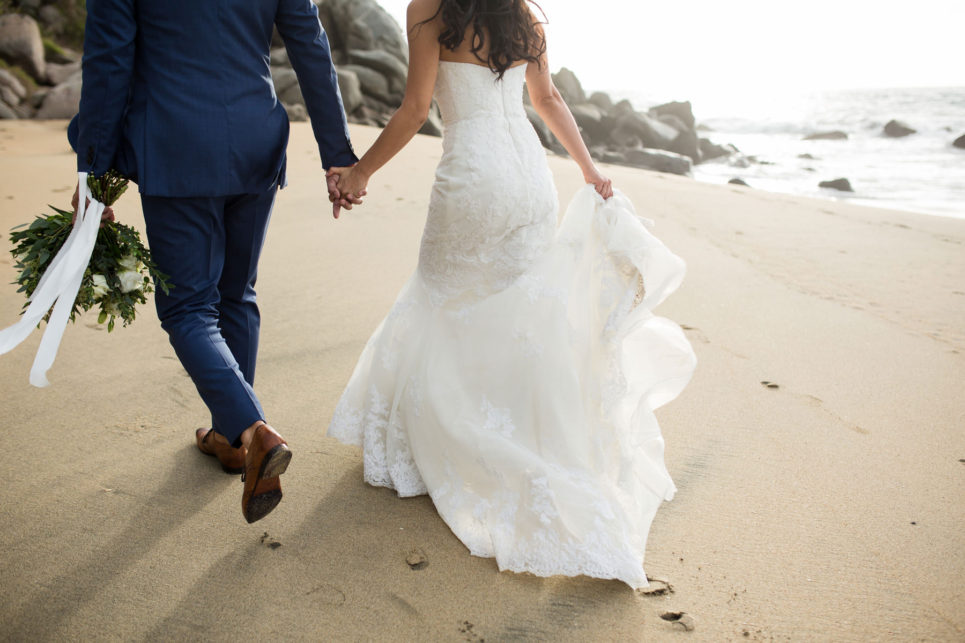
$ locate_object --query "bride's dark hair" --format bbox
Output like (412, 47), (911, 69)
(423, 0), (547, 79)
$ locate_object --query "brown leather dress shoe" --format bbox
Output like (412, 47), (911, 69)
(195, 428), (247, 475)
(241, 424), (292, 523)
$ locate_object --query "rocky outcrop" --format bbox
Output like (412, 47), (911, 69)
(803, 130), (848, 141)
(819, 178), (854, 192)
(883, 120), (915, 137)
(528, 70), (738, 174)
(268, 0), (445, 137)
(0, 13), (46, 81)
(317, 0), (408, 64)
(951, 133), (965, 149)
(4, 0), (734, 177)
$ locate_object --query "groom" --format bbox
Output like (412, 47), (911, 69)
(69, 0), (360, 522)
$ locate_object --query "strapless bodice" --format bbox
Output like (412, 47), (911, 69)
(433, 61), (528, 126)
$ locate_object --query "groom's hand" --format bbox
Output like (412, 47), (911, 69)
(71, 182), (115, 226)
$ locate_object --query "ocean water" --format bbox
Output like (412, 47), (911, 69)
(615, 86), (965, 219)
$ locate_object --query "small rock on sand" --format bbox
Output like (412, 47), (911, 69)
(406, 549), (428, 570)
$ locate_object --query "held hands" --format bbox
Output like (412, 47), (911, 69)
(71, 182), (115, 225)
(583, 167), (614, 200)
(325, 172), (366, 220)
(326, 166), (369, 219)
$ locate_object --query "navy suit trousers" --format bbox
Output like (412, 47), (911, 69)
(140, 190), (277, 444)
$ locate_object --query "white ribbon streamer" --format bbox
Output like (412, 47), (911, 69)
(0, 172), (104, 386)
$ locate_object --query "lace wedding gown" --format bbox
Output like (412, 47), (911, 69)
(328, 61), (696, 589)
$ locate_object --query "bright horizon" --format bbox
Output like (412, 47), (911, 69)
(375, 0), (965, 103)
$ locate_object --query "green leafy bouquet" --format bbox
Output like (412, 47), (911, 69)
(8, 171), (170, 331)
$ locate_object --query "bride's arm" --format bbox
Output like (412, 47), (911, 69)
(329, 0), (441, 200)
(525, 26), (613, 199)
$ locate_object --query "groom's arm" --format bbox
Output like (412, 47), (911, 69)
(275, 0), (358, 170)
(68, 0), (136, 176)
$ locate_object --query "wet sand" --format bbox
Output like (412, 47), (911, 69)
(0, 120), (963, 640)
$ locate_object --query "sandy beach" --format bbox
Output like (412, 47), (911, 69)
(1, 119), (963, 641)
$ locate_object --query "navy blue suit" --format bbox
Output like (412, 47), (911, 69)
(70, 0), (357, 443)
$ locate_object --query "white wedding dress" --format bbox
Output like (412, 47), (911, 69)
(328, 61), (696, 589)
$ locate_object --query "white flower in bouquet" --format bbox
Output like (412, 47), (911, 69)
(117, 270), (144, 293)
(91, 274), (110, 299)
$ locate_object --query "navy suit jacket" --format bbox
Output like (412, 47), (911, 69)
(69, 0), (357, 197)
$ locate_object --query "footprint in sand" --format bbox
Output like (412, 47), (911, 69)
(660, 612), (696, 631)
(304, 584), (346, 606)
(260, 532), (281, 550)
(406, 548), (428, 570)
(762, 381), (870, 434)
(681, 324), (710, 345)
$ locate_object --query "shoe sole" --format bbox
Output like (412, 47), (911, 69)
(244, 489), (282, 524)
(242, 444), (292, 524)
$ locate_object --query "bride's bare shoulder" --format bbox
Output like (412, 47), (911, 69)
(407, 0), (442, 23)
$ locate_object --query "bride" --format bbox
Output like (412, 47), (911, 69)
(327, 0), (696, 589)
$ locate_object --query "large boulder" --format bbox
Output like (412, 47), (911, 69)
(588, 91), (613, 112)
(317, 0), (408, 64)
(38, 5), (67, 36)
(656, 113), (688, 134)
(803, 130), (848, 141)
(819, 177), (854, 192)
(0, 68), (26, 100)
(0, 99), (18, 119)
(667, 127), (700, 163)
(610, 111), (679, 151)
(35, 79), (82, 119)
(608, 99), (635, 120)
(338, 63), (397, 105)
(623, 148), (692, 176)
(552, 67), (585, 105)
(278, 79), (304, 106)
(0, 84), (19, 107)
(596, 149), (628, 165)
(569, 102), (609, 143)
(0, 13), (46, 81)
(347, 48), (408, 94)
(45, 61), (81, 86)
(270, 47), (289, 67)
(335, 68), (363, 115)
(285, 103), (308, 122)
(699, 138), (737, 162)
(883, 119), (915, 137)
(649, 101), (695, 131)
(953, 133), (965, 149)
(271, 68), (300, 100)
